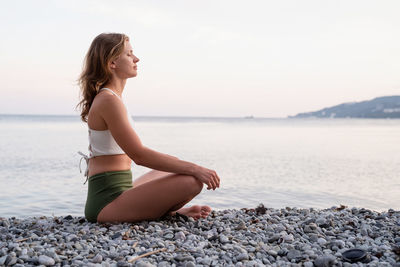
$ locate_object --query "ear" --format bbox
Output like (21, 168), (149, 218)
(110, 61), (117, 69)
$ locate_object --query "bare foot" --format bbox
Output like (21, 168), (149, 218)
(170, 205), (212, 220)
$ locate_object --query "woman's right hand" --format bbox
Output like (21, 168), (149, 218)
(193, 166), (220, 190)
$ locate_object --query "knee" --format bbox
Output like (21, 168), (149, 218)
(185, 176), (203, 196)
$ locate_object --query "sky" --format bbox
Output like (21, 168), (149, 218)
(0, 0), (399, 118)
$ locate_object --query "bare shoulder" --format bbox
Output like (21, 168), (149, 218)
(92, 92), (126, 115)
(88, 93), (127, 130)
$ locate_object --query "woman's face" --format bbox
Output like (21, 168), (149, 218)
(111, 41), (140, 79)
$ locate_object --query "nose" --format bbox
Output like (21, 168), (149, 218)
(134, 55), (139, 63)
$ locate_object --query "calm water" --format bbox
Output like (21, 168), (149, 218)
(0, 115), (399, 218)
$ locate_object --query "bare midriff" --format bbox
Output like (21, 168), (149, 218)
(88, 154), (132, 177)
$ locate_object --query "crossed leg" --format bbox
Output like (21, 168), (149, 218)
(97, 170), (211, 223)
(132, 170), (212, 219)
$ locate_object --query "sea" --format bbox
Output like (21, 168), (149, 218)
(0, 114), (399, 218)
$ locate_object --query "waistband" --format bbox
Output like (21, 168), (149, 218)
(87, 170), (132, 192)
(89, 170), (132, 181)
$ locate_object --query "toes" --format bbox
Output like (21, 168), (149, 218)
(200, 206), (211, 218)
(186, 205), (211, 220)
(201, 205), (212, 212)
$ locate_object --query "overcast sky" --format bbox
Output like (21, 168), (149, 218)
(1, 0), (399, 118)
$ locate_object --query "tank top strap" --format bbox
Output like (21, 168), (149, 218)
(100, 88), (121, 98)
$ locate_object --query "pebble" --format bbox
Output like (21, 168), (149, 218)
(318, 237), (327, 246)
(185, 262), (196, 267)
(219, 234), (230, 244)
(236, 252), (249, 261)
(174, 231), (185, 241)
(0, 255), (7, 265)
(236, 220), (247, 230)
(267, 250), (278, 257)
(314, 255), (336, 267)
(136, 261), (156, 267)
(91, 254), (103, 263)
(287, 249), (302, 261)
(0, 206), (398, 266)
(38, 255), (55, 266)
(268, 234), (280, 243)
(283, 234), (294, 243)
(200, 257), (212, 265)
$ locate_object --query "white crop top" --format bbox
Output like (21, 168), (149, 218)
(78, 87), (134, 183)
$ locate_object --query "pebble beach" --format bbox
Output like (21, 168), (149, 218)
(1, 205), (400, 267)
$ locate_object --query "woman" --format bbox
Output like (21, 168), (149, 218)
(77, 33), (220, 223)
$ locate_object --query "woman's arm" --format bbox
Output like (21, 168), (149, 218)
(99, 96), (220, 190)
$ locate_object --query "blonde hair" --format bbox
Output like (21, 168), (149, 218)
(77, 33), (129, 122)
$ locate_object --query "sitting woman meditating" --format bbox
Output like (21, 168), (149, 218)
(77, 33), (220, 223)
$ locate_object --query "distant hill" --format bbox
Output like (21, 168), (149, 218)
(289, 96), (400, 118)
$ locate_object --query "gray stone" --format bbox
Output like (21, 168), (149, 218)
(116, 261), (129, 267)
(38, 255), (55, 266)
(267, 250), (278, 257)
(136, 261), (156, 267)
(286, 249), (302, 261)
(164, 233), (174, 239)
(92, 254), (103, 263)
(283, 234), (294, 243)
(174, 231), (186, 241)
(318, 238), (327, 246)
(262, 257), (271, 264)
(111, 232), (122, 239)
(236, 252), (249, 261)
(308, 233), (319, 242)
(244, 260), (259, 267)
(18, 254), (30, 262)
(268, 234), (280, 243)
(66, 234), (78, 242)
(174, 254), (195, 262)
(236, 220), (247, 230)
(0, 255), (8, 265)
(220, 234), (230, 244)
(9, 257), (18, 265)
(157, 262), (170, 267)
(314, 255), (336, 267)
(304, 225), (317, 233)
(316, 217), (330, 228)
(200, 257), (212, 265)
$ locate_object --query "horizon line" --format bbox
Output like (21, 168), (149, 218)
(0, 113), (287, 119)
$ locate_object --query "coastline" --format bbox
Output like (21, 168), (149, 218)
(1, 205), (399, 266)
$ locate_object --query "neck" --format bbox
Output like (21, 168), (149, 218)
(104, 78), (127, 97)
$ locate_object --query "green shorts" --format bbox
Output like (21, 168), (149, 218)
(85, 170), (133, 223)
